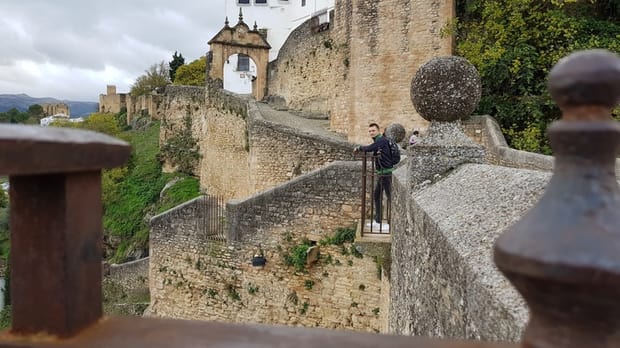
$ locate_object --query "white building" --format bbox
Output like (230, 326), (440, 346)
(225, 0), (334, 61)
(40, 114), (84, 127)
(222, 0), (333, 95)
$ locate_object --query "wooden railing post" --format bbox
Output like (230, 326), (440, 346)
(0, 125), (130, 338)
(494, 50), (620, 347)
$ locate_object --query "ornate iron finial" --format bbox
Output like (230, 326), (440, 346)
(239, 7), (243, 22)
(253, 21), (258, 31)
(494, 49), (620, 348)
(225, 16), (229, 27)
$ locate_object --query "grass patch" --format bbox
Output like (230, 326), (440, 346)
(156, 176), (200, 213)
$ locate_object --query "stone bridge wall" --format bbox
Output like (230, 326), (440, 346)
(149, 163), (387, 332)
(246, 103), (355, 194)
(108, 257), (150, 296)
(389, 163), (551, 341)
(161, 81), (355, 200)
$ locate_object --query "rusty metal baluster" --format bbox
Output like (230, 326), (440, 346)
(494, 50), (620, 348)
(360, 153), (367, 237)
(370, 153), (376, 233)
(220, 195), (225, 240)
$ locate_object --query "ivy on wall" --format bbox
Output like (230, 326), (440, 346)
(160, 112), (201, 175)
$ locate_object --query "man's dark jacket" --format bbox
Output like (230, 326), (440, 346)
(358, 134), (394, 173)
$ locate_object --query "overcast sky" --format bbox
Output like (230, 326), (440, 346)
(0, 0), (228, 102)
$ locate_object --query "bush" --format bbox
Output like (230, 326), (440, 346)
(456, 0), (620, 153)
(283, 240), (313, 272)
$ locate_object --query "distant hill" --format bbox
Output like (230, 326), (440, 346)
(0, 94), (98, 117)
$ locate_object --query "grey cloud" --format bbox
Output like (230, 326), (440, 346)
(0, 0), (226, 101)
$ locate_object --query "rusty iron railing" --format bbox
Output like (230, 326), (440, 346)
(358, 152), (391, 236)
(0, 49), (618, 348)
(201, 194), (226, 241)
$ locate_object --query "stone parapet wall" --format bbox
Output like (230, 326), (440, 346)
(227, 161), (362, 242)
(149, 173), (386, 332)
(246, 103), (355, 193)
(108, 257), (150, 296)
(463, 116), (620, 175)
(390, 163), (551, 341)
(462, 115), (554, 171)
(159, 81), (357, 200)
(201, 85), (252, 199)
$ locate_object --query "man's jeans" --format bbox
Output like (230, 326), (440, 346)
(373, 174), (392, 223)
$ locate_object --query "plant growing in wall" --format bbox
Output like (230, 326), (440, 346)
(225, 283), (241, 301)
(299, 301), (310, 315)
(205, 288), (218, 299)
(304, 279), (315, 290)
(320, 226), (356, 246)
(160, 111), (201, 175)
(282, 239), (313, 272)
(247, 283), (259, 295)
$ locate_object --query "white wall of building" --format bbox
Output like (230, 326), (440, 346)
(223, 54), (258, 94)
(225, 0), (334, 61)
(40, 114), (84, 127)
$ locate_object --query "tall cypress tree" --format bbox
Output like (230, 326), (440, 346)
(169, 51), (185, 83)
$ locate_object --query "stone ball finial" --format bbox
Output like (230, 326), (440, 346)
(549, 49), (620, 110)
(384, 123), (406, 143)
(410, 56), (482, 122)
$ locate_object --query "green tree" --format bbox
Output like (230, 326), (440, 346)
(130, 61), (170, 97)
(456, 0), (620, 153)
(173, 56), (206, 86)
(27, 104), (44, 118)
(0, 108), (28, 124)
(169, 51), (185, 82)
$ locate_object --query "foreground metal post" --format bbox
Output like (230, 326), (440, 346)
(494, 50), (620, 347)
(0, 126), (130, 337)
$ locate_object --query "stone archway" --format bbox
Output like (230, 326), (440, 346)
(208, 10), (271, 101)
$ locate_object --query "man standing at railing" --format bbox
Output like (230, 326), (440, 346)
(353, 123), (394, 230)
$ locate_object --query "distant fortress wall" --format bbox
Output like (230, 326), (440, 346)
(99, 85), (127, 114)
(41, 103), (70, 117)
(99, 85), (162, 122)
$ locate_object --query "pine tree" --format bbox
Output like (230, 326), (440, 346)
(169, 51), (185, 82)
